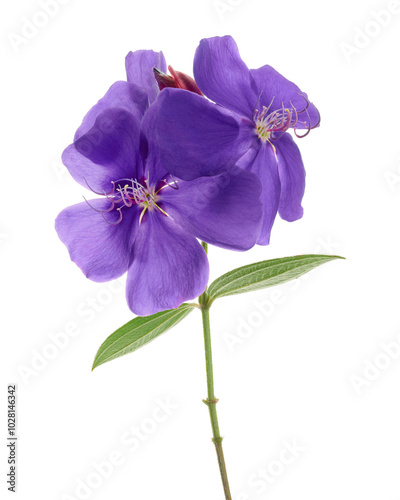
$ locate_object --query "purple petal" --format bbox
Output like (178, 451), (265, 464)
(276, 133), (305, 222)
(74, 82), (149, 141)
(62, 108), (142, 193)
(194, 36), (258, 118)
(126, 214), (209, 316)
(162, 167), (262, 251)
(153, 88), (254, 180)
(250, 65), (320, 129)
(239, 144), (281, 245)
(125, 50), (167, 105)
(55, 199), (139, 282)
(140, 101), (169, 185)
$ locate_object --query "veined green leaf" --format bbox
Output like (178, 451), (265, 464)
(92, 303), (196, 369)
(207, 254), (344, 300)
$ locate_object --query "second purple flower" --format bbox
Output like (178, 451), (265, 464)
(153, 36), (320, 245)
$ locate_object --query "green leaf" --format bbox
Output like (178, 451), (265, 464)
(92, 303), (196, 369)
(207, 254), (344, 300)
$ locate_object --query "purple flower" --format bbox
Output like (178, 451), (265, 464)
(56, 52), (263, 316)
(154, 36), (320, 245)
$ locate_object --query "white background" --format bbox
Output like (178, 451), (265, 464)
(2, 0), (400, 499)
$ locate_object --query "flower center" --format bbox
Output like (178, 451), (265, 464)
(117, 178), (168, 224)
(84, 177), (176, 225)
(253, 94), (319, 146)
(254, 99), (298, 143)
(120, 179), (159, 208)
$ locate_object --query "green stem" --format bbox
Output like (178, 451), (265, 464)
(200, 243), (232, 500)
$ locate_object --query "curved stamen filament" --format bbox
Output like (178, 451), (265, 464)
(156, 177), (179, 194)
(84, 178), (116, 197)
(294, 93), (321, 137)
(294, 105), (312, 138)
(295, 93), (310, 114)
(83, 196), (115, 213)
(119, 185), (133, 207)
(101, 207), (123, 226)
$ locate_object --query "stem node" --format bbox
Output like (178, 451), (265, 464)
(202, 398), (219, 406)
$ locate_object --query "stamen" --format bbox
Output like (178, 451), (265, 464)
(84, 176), (171, 226)
(294, 105), (312, 138)
(167, 178), (179, 190)
(154, 204), (169, 217)
(139, 206), (148, 225)
(254, 94), (319, 143)
(101, 207), (123, 225)
(294, 93), (321, 136)
(83, 196), (115, 213)
(120, 185), (133, 207)
(156, 177), (179, 193)
(289, 100), (299, 128)
(252, 91), (264, 122)
(83, 178), (115, 196)
(295, 93), (310, 114)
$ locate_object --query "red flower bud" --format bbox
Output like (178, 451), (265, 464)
(153, 66), (203, 96)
